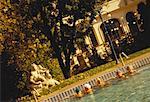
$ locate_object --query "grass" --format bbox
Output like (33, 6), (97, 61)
(45, 47), (150, 94)
(21, 47), (150, 101)
(128, 48), (150, 58)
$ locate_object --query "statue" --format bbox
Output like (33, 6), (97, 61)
(29, 63), (60, 97)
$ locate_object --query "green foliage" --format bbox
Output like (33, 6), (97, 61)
(40, 88), (50, 95)
(0, 33), (4, 55)
(0, 0), (113, 100)
(46, 48), (150, 94)
(49, 60), (116, 92)
(5, 0), (107, 80)
(0, 1), (64, 99)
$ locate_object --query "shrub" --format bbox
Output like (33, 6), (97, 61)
(47, 47), (150, 94)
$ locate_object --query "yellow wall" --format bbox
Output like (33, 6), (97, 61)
(92, 0), (145, 46)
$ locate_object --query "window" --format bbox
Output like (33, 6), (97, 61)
(100, 18), (124, 42)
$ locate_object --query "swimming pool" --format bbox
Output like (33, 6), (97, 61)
(64, 65), (150, 102)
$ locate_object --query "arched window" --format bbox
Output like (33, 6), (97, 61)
(126, 12), (139, 36)
(100, 18), (124, 42)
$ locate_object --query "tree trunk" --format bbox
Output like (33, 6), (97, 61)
(57, 0), (71, 79)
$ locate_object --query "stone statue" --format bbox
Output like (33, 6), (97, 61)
(29, 63), (60, 96)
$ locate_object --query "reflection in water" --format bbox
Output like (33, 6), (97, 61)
(65, 66), (150, 102)
(89, 93), (96, 102)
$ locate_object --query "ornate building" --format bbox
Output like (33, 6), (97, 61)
(71, 0), (145, 73)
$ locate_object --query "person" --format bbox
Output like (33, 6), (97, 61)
(126, 65), (136, 75)
(96, 78), (106, 87)
(74, 87), (83, 98)
(83, 83), (93, 94)
(116, 70), (126, 79)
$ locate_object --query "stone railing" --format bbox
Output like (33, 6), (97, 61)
(41, 55), (150, 102)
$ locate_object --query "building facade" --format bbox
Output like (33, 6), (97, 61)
(71, 0), (145, 74)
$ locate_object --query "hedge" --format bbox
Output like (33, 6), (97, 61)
(46, 47), (150, 94)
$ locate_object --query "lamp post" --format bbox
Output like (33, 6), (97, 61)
(98, 11), (120, 64)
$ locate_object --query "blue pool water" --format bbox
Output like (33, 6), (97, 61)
(64, 65), (150, 102)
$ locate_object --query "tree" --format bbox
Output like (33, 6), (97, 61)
(1, 0), (111, 100)
(56, 0), (97, 78)
(9, 0), (99, 79)
(1, 1), (64, 100)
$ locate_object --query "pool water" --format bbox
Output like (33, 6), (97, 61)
(64, 66), (150, 102)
